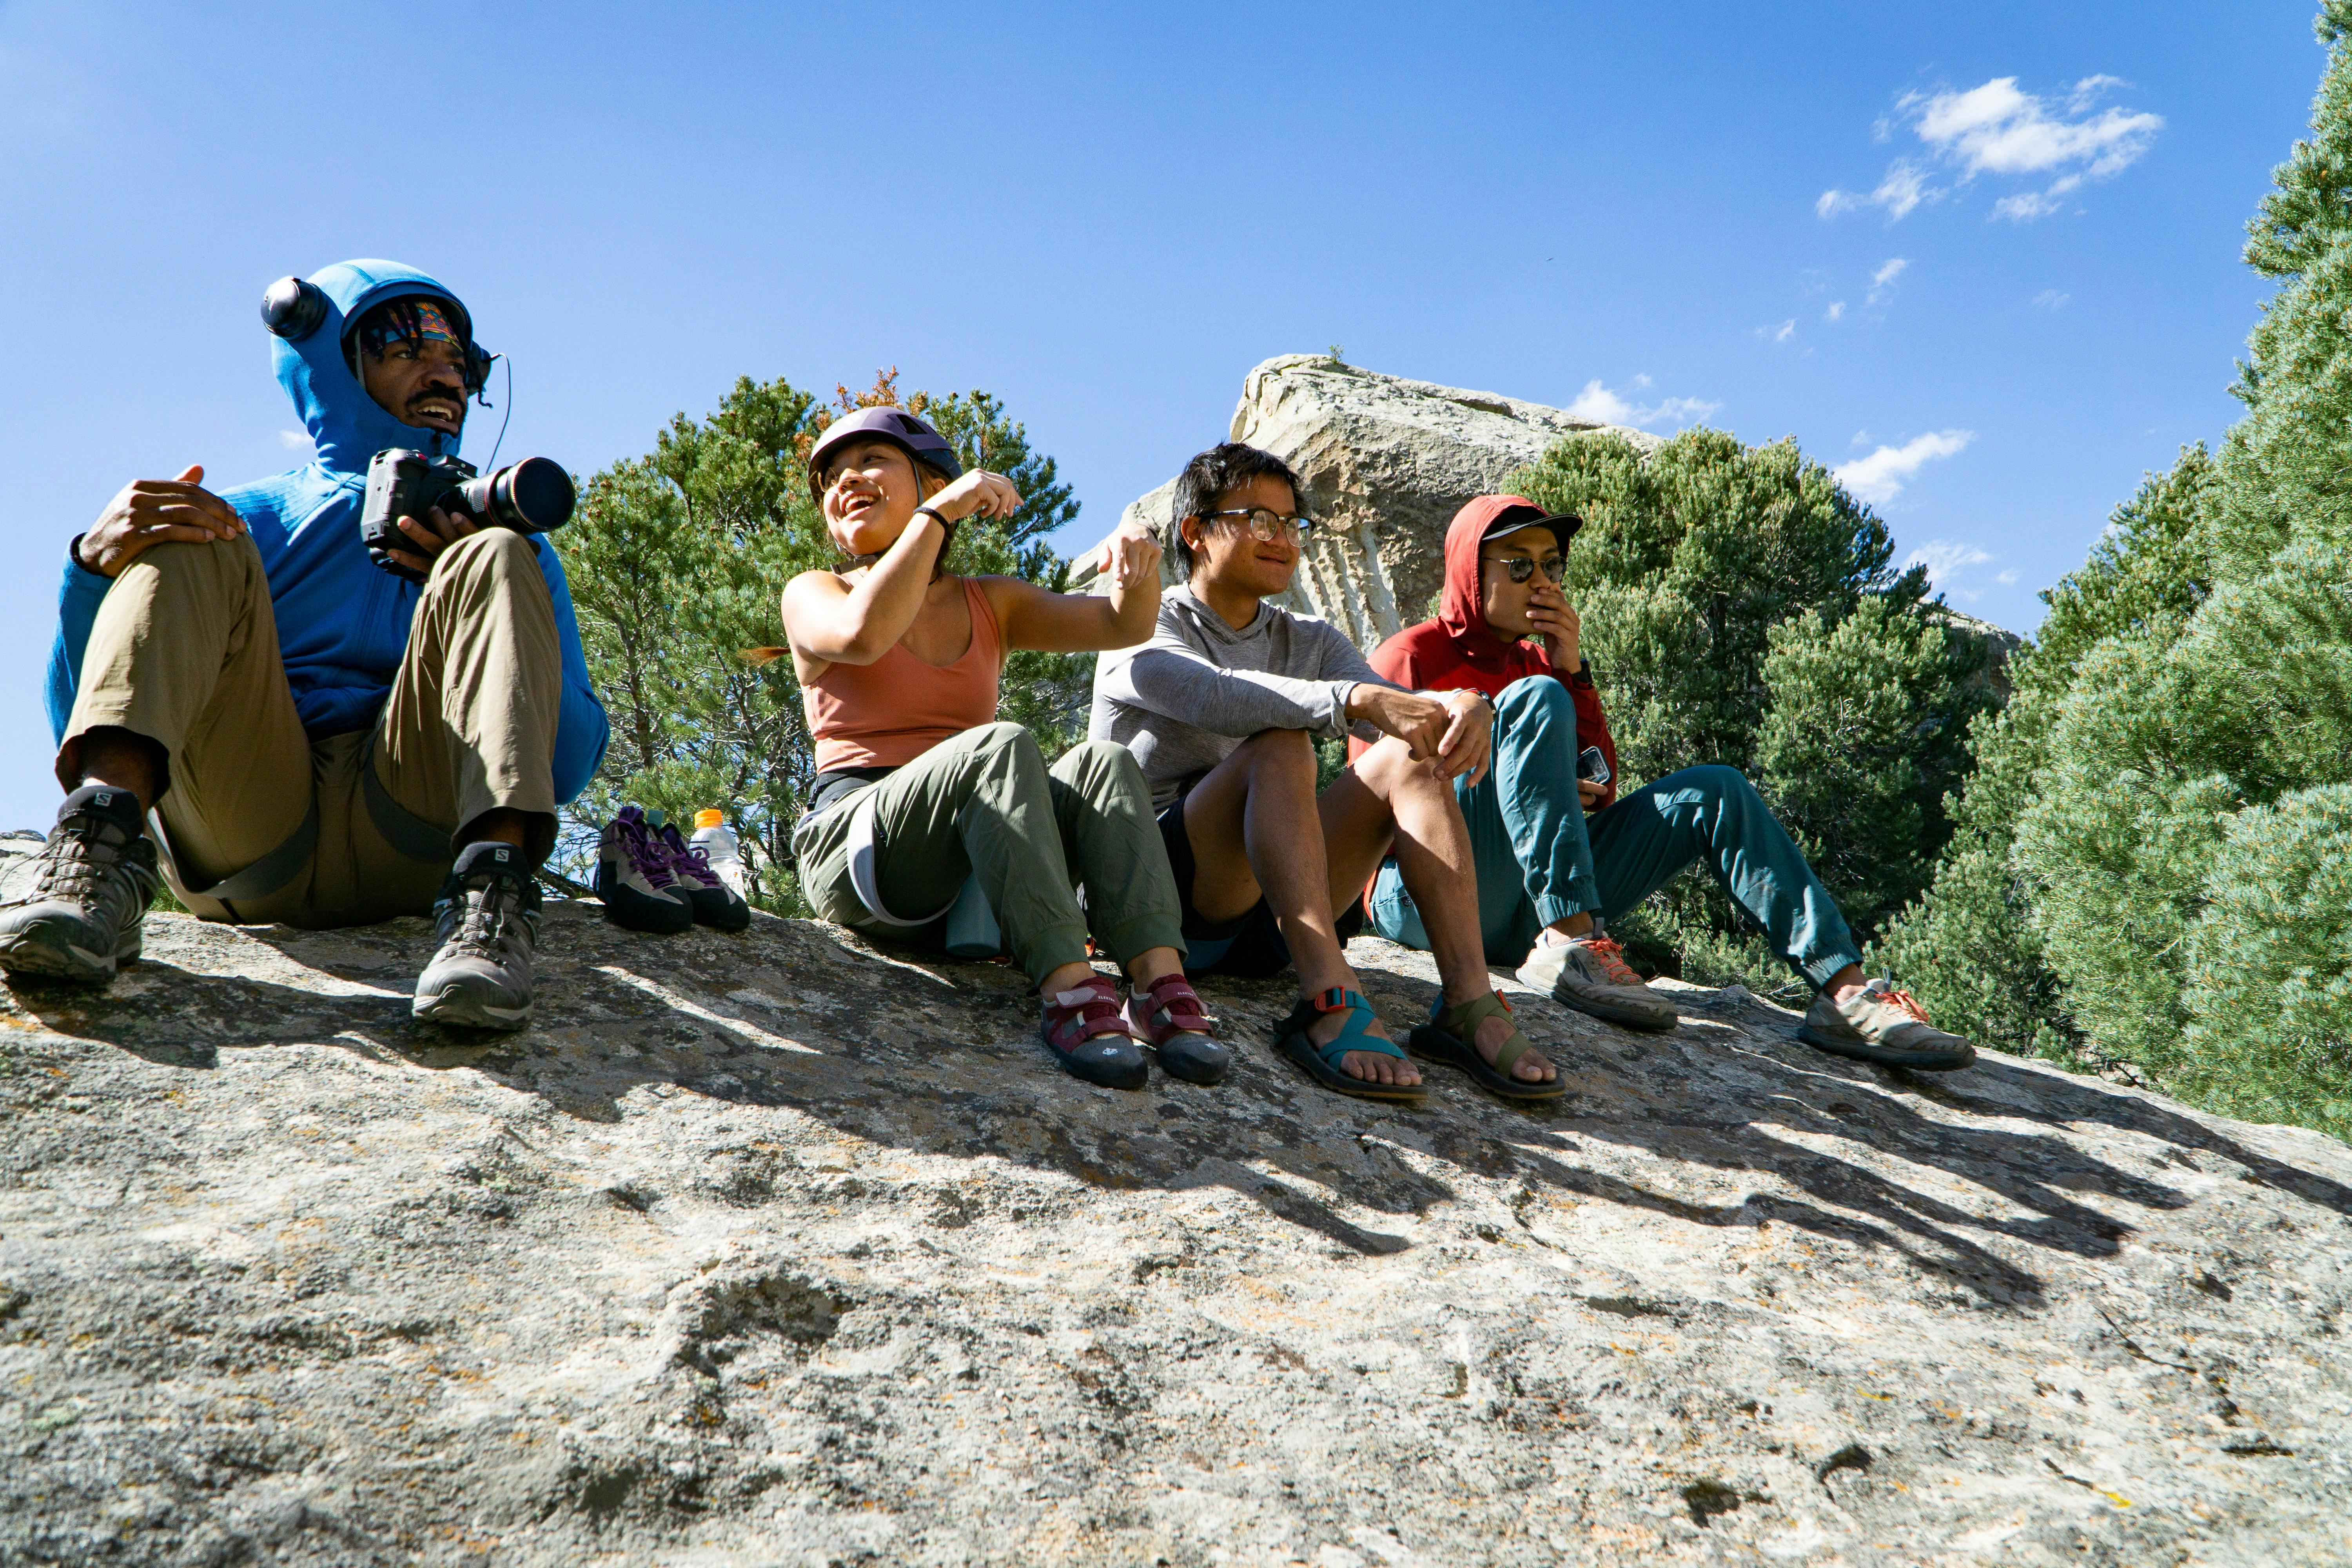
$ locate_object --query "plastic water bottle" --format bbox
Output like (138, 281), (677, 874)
(690, 809), (746, 896)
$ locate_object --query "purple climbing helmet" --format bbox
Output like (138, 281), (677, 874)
(807, 407), (964, 499)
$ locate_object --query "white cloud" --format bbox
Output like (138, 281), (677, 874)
(1909, 77), (2158, 179)
(1833, 429), (1975, 505)
(1824, 300), (1847, 321)
(1820, 74), (2160, 223)
(2068, 74), (2127, 111)
(1754, 319), (1797, 345)
(1817, 159), (1936, 223)
(1996, 568), (2021, 584)
(1565, 378), (1722, 429)
(1905, 539), (1994, 584)
(2033, 289), (2072, 310)
(278, 430), (312, 452)
(1865, 257), (1909, 306)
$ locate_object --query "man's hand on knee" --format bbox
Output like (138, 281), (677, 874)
(1347, 685), (1491, 782)
(381, 504), (482, 581)
(76, 465), (244, 578)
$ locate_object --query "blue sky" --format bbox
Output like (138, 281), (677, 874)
(0, 1), (2324, 829)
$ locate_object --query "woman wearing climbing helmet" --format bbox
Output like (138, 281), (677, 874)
(780, 406), (1225, 1092)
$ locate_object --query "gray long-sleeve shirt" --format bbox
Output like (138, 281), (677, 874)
(1089, 585), (1401, 808)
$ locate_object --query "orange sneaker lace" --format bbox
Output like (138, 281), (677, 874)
(1877, 985), (1933, 1025)
(1581, 934), (1643, 986)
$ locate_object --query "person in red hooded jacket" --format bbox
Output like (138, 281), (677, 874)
(1358, 495), (1977, 1072)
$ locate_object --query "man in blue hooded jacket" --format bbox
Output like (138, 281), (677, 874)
(1, 260), (609, 1029)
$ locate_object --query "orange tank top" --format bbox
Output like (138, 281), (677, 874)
(803, 576), (1004, 771)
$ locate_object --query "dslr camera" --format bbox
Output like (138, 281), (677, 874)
(361, 449), (577, 583)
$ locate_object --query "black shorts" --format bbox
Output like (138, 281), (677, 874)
(1156, 773), (1363, 980)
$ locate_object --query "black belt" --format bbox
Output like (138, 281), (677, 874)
(807, 765), (897, 818)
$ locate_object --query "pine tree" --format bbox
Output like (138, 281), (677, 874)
(1875, 448), (2218, 1055)
(1882, 1), (2352, 1138)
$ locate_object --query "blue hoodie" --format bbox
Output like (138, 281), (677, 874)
(45, 260), (608, 802)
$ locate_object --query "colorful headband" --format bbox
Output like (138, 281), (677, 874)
(356, 298), (459, 356)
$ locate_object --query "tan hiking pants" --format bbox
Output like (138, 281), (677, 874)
(58, 528), (562, 928)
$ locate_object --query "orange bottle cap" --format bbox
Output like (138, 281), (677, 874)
(694, 809), (724, 829)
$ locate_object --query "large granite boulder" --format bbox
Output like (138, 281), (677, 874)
(5, 903), (2347, 1565)
(1080, 356), (1657, 647)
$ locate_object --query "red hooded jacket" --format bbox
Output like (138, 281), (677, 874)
(1359, 494), (1618, 810)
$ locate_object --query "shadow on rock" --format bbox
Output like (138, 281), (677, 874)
(16, 902), (2351, 1305)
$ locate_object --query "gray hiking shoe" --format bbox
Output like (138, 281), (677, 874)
(1798, 978), (1975, 1071)
(1515, 928), (1679, 1032)
(414, 841), (540, 1030)
(0, 785), (161, 985)
(646, 811), (751, 933)
(594, 805), (692, 935)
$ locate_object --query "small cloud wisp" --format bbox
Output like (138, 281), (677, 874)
(1565, 379), (1722, 430)
(1833, 429), (1974, 506)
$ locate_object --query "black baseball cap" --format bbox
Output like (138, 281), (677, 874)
(1478, 496), (1584, 544)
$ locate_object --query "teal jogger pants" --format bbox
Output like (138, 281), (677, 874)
(1366, 675), (1863, 988)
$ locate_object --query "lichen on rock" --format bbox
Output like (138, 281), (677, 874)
(2, 903), (2348, 1565)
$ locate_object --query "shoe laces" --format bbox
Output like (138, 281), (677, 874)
(1863, 978), (1933, 1025)
(614, 817), (684, 887)
(659, 828), (717, 881)
(31, 817), (132, 902)
(1577, 933), (1642, 987)
(445, 872), (532, 959)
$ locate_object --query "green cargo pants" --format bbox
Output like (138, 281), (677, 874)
(792, 722), (1186, 987)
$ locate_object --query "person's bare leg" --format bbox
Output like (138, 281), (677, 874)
(1126, 946), (1183, 986)
(1181, 730), (1417, 1086)
(459, 808), (530, 852)
(1042, 947), (1184, 1000)
(66, 727), (166, 817)
(1823, 962), (1867, 1004)
(1325, 739), (1555, 1084)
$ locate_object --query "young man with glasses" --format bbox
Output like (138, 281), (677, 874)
(1357, 494), (1976, 1071)
(1091, 445), (1561, 1102)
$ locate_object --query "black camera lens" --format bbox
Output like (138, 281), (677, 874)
(470, 457), (575, 534)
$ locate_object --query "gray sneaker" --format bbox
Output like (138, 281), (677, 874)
(414, 841), (540, 1030)
(1515, 929), (1679, 1032)
(593, 806), (693, 935)
(1798, 978), (1975, 1071)
(0, 785), (161, 985)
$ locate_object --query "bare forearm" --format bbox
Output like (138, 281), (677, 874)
(787, 514), (944, 662)
(1103, 577), (1162, 648)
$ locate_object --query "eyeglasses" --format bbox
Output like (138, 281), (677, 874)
(1487, 553), (1567, 584)
(1201, 506), (1314, 546)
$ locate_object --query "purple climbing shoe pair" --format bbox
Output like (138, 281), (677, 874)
(595, 806), (751, 934)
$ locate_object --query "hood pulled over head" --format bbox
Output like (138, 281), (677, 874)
(265, 259), (480, 476)
(1437, 494), (1581, 658)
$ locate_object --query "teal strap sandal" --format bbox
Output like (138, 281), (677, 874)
(1274, 987), (1422, 1102)
(1406, 991), (1566, 1101)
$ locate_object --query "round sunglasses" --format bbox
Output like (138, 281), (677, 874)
(1486, 552), (1567, 584)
